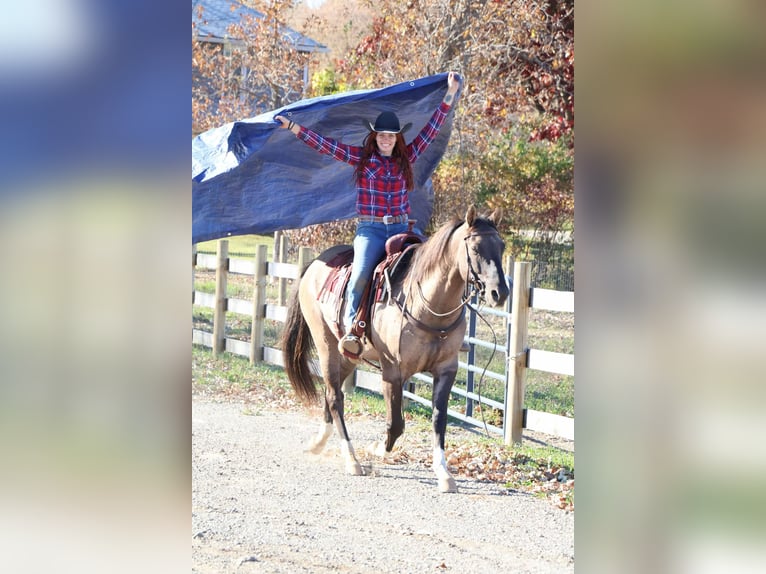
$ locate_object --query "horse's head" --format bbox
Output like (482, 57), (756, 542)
(462, 206), (510, 307)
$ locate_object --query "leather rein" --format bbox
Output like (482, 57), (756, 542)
(395, 228), (499, 339)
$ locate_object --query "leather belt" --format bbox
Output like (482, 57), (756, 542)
(358, 214), (408, 224)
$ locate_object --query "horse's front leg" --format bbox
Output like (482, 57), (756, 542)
(431, 368), (458, 493)
(324, 380), (364, 475)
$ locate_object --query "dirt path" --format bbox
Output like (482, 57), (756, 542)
(192, 398), (574, 573)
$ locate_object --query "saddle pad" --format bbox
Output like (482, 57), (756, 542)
(318, 248), (353, 306)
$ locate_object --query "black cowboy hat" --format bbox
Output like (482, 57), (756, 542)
(365, 111), (412, 134)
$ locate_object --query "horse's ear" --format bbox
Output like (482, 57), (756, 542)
(465, 205), (476, 227)
(488, 206), (503, 226)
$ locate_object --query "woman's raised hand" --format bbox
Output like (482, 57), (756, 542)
(447, 72), (461, 95)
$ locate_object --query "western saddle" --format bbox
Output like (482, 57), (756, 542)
(318, 228), (424, 346)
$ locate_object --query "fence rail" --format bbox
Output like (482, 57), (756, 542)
(193, 240), (574, 444)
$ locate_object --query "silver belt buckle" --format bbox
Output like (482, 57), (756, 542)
(382, 215), (394, 224)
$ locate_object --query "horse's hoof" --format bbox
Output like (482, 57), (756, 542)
(438, 477), (457, 493)
(304, 442), (324, 455)
(366, 441), (387, 458)
(346, 462), (365, 476)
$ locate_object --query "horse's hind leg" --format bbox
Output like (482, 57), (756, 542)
(325, 375), (364, 475)
(312, 355), (362, 475)
(305, 400), (333, 455)
(367, 378), (405, 458)
(362, 364), (405, 458)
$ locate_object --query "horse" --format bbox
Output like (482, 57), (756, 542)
(281, 206), (509, 492)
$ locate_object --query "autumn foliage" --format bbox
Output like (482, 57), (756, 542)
(313, 0), (574, 245)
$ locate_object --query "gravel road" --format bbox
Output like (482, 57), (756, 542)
(192, 398), (574, 573)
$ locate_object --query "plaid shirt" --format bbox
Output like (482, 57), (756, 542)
(296, 102), (452, 218)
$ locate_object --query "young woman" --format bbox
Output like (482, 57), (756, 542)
(275, 72), (461, 358)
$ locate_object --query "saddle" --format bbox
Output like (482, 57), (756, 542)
(318, 231), (424, 343)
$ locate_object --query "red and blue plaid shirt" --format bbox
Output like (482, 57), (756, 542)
(296, 102), (452, 218)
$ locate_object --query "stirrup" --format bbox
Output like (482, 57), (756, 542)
(338, 333), (363, 360)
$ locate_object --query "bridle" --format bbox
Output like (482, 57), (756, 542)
(463, 229), (502, 302)
(398, 225), (501, 339)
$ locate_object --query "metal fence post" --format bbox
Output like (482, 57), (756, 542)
(465, 293), (478, 417)
(213, 239), (229, 358)
(504, 261), (531, 445)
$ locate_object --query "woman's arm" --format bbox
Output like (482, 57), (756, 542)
(274, 115), (361, 165)
(407, 72), (462, 162)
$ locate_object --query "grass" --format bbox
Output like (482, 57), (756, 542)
(193, 242), (574, 419)
(193, 263), (575, 417)
(427, 306), (574, 417)
(196, 234), (275, 257)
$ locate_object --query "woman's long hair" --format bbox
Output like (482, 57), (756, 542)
(354, 132), (414, 190)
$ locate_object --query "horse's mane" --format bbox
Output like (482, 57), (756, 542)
(407, 217), (460, 287)
(407, 215), (499, 288)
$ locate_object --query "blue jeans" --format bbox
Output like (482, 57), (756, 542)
(344, 221), (409, 331)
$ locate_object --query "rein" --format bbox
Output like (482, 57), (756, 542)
(398, 227), (499, 338)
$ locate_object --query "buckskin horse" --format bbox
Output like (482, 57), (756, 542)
(281, 206), (509, 492)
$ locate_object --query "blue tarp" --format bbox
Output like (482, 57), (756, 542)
(192, 73), (460, 244)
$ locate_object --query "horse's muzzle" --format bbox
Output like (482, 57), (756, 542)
(487, 274), (510, 307)
(488, 285), (508, 307)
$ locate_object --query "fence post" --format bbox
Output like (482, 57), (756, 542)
(343, 373), (356, 396)
(272, 231), (282, 285)
(213, 239), (229, 358)
(504, 254), (515, 327)
(504, 261), (531, 445)
(297, 246), (313, 275)
(250, 244), (268, 364)
(278, 234), (289, 305)
(192, 244), (197, 304)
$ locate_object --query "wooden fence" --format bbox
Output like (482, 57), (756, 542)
(193, 240), (574, 444)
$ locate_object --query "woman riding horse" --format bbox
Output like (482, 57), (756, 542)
(281, 206), (508, 492)
(275, 72), (461, 360)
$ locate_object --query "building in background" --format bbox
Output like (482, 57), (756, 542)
(192, 0), (328, 134)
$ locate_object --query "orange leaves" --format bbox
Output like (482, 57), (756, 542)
(442, 439), (575, 511)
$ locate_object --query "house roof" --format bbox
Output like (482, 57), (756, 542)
(192, 0), (328, 53)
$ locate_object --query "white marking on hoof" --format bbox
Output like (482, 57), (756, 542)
(433, 446), (457, 493)
(304, 422), (332, 454)
(438, 477), (457, 493)
(366, 440), (387, 458)
(341, 440), (364, 476)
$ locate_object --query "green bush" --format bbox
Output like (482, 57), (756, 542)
(477, 118), (573, 239)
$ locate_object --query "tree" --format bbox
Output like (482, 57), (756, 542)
(324, 0), (574, 241)
(192, 1), (326, 135)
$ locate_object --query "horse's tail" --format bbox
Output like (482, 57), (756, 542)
(281, 280), (319, 404)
